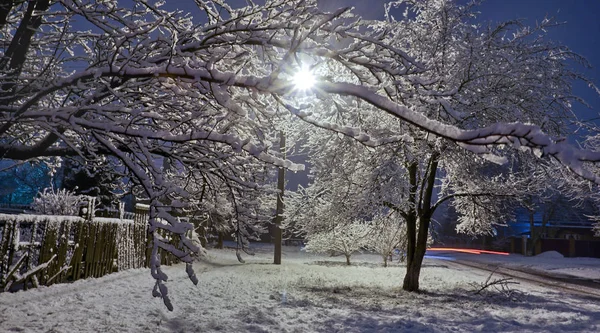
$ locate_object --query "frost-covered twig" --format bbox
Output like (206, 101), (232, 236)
(470, 269), (521, 301)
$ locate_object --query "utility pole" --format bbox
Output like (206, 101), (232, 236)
(273, 131), (285, 264)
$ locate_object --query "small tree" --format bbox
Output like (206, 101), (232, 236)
(303, 221), (370, 265)
(367, 213), (405, 267)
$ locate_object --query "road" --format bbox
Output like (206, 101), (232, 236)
(427, 252), (600, 299)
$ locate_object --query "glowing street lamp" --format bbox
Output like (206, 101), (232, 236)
(291, 66), (316, 91)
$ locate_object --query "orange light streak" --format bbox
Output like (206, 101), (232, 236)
(427, 247), (509, 256)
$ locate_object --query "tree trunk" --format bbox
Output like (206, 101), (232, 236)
(0, 1), (14, 30)
(402, 154), (438, 292)
(383, 255), (388, 268)
(403, 257), (422, 291)
(402, 215), (420, 291)
(345, 254), (351, 265)
(1, 0), (50, 99)
(273, 131), (285, 265)
(216, 233), (224, 249)
(403, 215), (431, 291)
(402, 161), (419, 290)
(199, 226), (207, 248)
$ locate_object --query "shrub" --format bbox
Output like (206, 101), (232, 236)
(31, 188), (84, 216)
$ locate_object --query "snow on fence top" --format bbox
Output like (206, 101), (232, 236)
(0, 214), (139, 225)
(93, 217), (135, 224)
(135, 203), (150, 210)
(0, 213), (83, 224)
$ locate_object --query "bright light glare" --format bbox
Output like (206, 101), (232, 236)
(292, 67), (316, 91)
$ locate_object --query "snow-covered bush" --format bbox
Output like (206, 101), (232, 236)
(366, 214), (406, 267)
(303, 221), (370, 265)
(31, 188), (84, 216)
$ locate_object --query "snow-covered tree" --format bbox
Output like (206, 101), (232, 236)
(365, 213), (406, 267)
(287, 0), (598, 291)
(3, 0), (600, 305)
(303, 221), (370, 265)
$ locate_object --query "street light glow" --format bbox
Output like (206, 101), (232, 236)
(292, 66), (316, 91)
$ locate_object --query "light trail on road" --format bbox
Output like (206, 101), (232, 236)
(427, 247), (510, 255)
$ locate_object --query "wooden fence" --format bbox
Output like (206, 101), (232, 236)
(0, 212), (147, 291)
(0, 203), (201, 291)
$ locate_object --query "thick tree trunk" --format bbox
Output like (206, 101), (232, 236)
(403, 256), (422, 291)
(402, 214), (421, 291)
(345, 254), (351, 265)
(403, 215), (431, 291)
(402, 161), (419, 290)
(402, 154), (438, 292)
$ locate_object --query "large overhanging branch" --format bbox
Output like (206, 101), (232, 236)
(311, 81), (600, 184)
(6, 61), (599, 182)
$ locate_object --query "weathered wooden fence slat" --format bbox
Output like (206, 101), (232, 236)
(70, 222), (85, 281)
(106, 224), (118, 274)
(93, 223), (105, 278)
(23, 220), (38, 290)
(0, 221), (15, 286)
(39, 220), (59, 285)
(84, 222), (97, 279)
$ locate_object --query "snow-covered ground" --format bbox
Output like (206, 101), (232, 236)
(444, 250), (600, 281)
(1, 245), (599, 332)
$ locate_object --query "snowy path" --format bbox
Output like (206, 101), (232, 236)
(1, 247), (599, 332)
(442, 251), (600, 281)
(446, 258), (600, 299)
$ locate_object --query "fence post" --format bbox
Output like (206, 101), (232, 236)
(134, 204), (151, 268)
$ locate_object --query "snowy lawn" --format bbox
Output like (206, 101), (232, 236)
(1, 245), (599, 332)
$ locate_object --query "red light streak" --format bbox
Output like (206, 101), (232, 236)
(427, 247), (509, 256)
